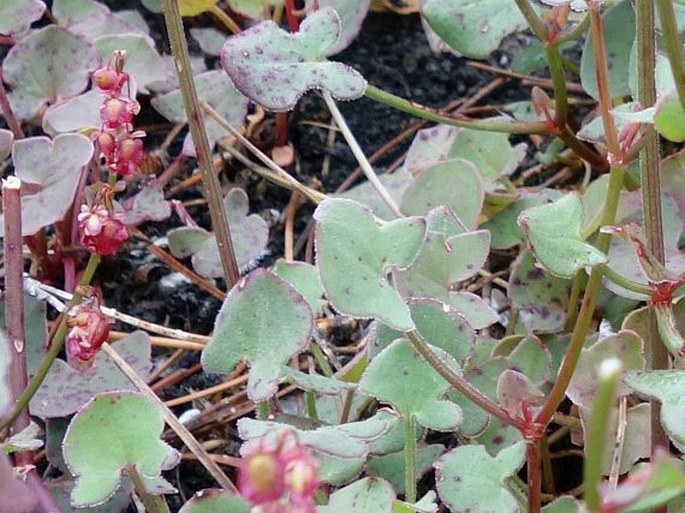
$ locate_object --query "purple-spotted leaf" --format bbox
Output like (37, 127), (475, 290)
(53, 0), (151, 43)
(94, 34), (166, 94)
(360, 339), (463, 431)
(0, 0), (45, 35)
(63, 391), (179, 507)
(318, 477), (395, 513)
(519, 192), (607, 278)
(151, 70), (249, 155)
(201, 269), (314, 402)
(496, 369), (544, 418)
(654, 89), (685, 142)
(119, 184), (172, 225)
(401, 159), (484, 229)
(0, 134), (93, 236)
(449, 292), (499, 330)
(30, 332), (152, 418)
(434, 442), (525, 513)
(625, 371), (685, 452)
(314, 198), (426, 331)
(167, 188), (268, 278)
(2, 26), (100, 120)
(272, 259), (325, 316)
(179, 489), (249, 513)
(420, 0), (529, 59)
(311, 0), (371, 55)
(567, 330), (645, 408)
(508, 250), (571, 333)
(220, 7), (366, 111)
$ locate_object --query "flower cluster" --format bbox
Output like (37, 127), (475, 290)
(91, 51), (144, 178)
(77, 185), (129, 256)
(239, 430), (319, 513)
(65, 289), (111, 370)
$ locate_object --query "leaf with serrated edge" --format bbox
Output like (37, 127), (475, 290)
(314, 198), (425, 331)
(201, 269), (314, 401)
(220, 7), (366, 111)
(518, 192), (607, 278)
(63, 391), (179, 507)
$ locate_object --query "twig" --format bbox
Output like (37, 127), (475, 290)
(101, 343), (239, 493)
(162, 0), (241, 288)
(164, 374), (248, 407)
(322, 91), (403, 218)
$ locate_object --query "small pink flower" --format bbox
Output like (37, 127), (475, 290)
(78, 205), (129, 256)
(93, 130), (116, 161)
(110, 136), (144, 177)
(66, 293), (111, 370)
(238, 449), (287, 503)
(92, 66), (128, 93)
(100, 97), (138, 129)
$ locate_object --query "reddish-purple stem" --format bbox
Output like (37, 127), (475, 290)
(0, 69), (24, 140)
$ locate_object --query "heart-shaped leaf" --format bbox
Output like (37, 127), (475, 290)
(53, 0), (151, 43)
(2, 26), (100, 120)
(151, 70), (249, 155)
(434, 442), (525, 513)
(179, 489), (249, 513)
(314, 198), (426, 331)
(0, 134), (94, 236)
(0, 0), (45, 35)
(317, 477), (396, 513)
(63, 391), (179, 507)
(220, 7), (366, 111)
(625, 370), (685, 451)
(30, 332), (152, 418)
(567, 330), (645, 408)
(360, 339), (462, 431)
(167, 188), (269, 278)
(119, 184), (172, 225)
(201, 268), (314, 402)
(518, 192), (607, 278)
(401, 159), (484, 229)
(508, 250), (571, 333)
(45, 475), (133, 513)
(420, 0), (529, 59)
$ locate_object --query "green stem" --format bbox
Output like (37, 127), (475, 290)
(364, 85), (551, 135)
(599, 265), (652, 296)
(162, 0), (240, 288)
(310, 342), (334, 378)
(555, 13), (591, 44)
(514, 0), (548, 41)
(656, 0), (685, 113)
(339, 389), (355, 424)
(128, 465), (171, 513)
(0, 255), (101, 432)
(405, 330), (524, 430)
(404, 414), (417, 504)
(305, 391), (318, 420)
(564, 271), (583, 332)
(257, 401), (270, 420)
(546, 46), (569, 125)
(584, 358), (622, 512)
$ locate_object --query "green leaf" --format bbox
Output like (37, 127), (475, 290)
(567, 330), (644, 407)
(0, 134), (94, 236)
(317, 0), (371, 55)
(0, 129), (12, 162)
(580, 0), (635, 100)
(0, 0), (45, 35)
(167, 188), (268, 278)
(31, 332), (152, 419)
(518, 193), (607, 278)
(421, 0), (529, 59)
(119, 184), (171, 225)
(220, 7), (366, 111)
(273, 259), (326, 316)
(151, 70), (249, 155)
(541, 496), (581, 513)
(45, 475), (133, 513)
(367, 444), (445, 494)
(654, 89), (685, 142)
(179, 489), (250, 513)
(202, 268), (314, 401)
(625, 370), (685, 451)
(179, 0), (218, 16)
(401, 159), (484, 229)
(508, 250), (571, 333)
(314, 198), (426, 331)
(53, 0), (150, 43)
(63, 391), (179, 507)
(2, 26), (100, 120)
(318, 477), (396, 513)
(434, 442), (525, 513)
(339, 168), (413, 221)
(360, 339), (462, 431)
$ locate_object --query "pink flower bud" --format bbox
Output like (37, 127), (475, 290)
(110, 137), (144, 177)
(93, 130), (116, 161)
(78, 205), (129, 256)
(238, 450), (286, 503)
(66, 294), (110, 370)
(100, 97), (137, 129)
(92, 67), (127, 93)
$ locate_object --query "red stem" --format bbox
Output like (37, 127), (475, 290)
(284, 0), (300, 32)
(0, 69), (24, 140)
(526, 440), (542, 513)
